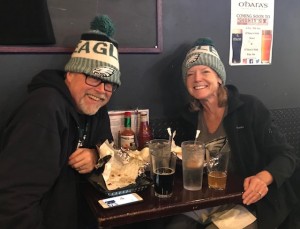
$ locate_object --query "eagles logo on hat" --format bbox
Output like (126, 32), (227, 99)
(186, 54), (202, 66)
(182, 38), (226, 84)
(92, 67), (115, 78)
(65, 15), (121, 86)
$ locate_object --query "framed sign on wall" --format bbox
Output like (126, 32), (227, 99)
(0, 0), (162, 54)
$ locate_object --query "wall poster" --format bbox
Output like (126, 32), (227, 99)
(229, 0), (274, 66)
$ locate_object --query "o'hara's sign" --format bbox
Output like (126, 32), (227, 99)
(72, 40), (119, 69)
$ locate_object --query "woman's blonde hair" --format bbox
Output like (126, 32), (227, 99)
(189, 85), (228, 111)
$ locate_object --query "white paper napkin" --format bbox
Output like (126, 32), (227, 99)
(211, 205), (256, 229)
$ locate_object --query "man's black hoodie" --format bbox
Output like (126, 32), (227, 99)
(0, 70), (112, 229)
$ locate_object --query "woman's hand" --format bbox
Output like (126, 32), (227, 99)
(242, 170), (273, 205)
(68, 148), (98, 174)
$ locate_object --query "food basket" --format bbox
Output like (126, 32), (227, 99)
(88, 172), (153, 197)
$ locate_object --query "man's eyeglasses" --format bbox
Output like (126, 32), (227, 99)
(84, 75), (118, 92)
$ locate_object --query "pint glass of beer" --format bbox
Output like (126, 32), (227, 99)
(149, 139), (177, 198)
(231, 29), (243, 64)
(206, 140), (230, 190)
(261, 30), (272, 63)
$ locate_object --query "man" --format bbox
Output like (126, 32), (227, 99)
(0, 15), (120, 229)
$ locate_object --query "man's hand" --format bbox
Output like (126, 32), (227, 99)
(68, 148), (98, 174)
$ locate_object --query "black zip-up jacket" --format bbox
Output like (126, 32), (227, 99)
(0, 70), (113, 229)
(174, 85), (299, 229)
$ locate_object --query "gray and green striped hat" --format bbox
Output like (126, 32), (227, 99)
(182, 38), (226, 84)
(65, 15), (121, 86)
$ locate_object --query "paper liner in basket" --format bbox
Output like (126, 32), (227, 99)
(97, 140), (150, 190)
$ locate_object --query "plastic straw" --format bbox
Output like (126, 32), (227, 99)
(194, 129), (200, 144)
(167, 127), (172, 137)
(167, 127), (172, 152)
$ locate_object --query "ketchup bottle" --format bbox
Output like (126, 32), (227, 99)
(137, 112), (153, 150)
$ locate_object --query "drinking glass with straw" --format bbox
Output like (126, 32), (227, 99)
(181, 129), (205, 190)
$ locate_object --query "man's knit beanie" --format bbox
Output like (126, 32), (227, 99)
(65, 15), (121, 86)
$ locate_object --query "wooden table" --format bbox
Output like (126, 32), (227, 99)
(81, 164), (244, 228)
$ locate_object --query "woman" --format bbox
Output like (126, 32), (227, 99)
(172, 38), (299, 228)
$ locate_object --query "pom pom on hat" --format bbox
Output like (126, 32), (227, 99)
(65, 15), (121, 86)
(182, 38), (226, 84)
(193, 37), (214, 47)
(90, 15), (115, 37)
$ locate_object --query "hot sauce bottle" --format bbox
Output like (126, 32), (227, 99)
(120, 112), (135, 150)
